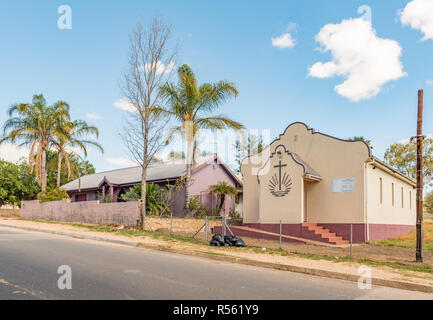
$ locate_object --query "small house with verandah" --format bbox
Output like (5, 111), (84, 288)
(62, 154), (242, 216)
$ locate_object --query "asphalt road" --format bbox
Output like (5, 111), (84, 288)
(0, 226), (432, 300)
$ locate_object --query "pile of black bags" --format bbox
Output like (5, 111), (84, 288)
(210, 234), (247, 247)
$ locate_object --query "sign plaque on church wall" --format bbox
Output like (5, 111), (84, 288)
(332, 178), (355, 193)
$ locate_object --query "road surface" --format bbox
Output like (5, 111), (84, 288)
(0, 226), (431, 300)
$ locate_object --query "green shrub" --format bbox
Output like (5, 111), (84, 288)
(97, 192), (112, 203)
(37, 187), (70, 203)
(185, 195), (207, 218)
(121, 183), (170, 216)
(229, 208), (242, 219)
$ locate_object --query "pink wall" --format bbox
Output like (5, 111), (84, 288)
(368, 224), (415, 241)
(66, 161), (240, 217)
(190, 163), (238, 215)
(21, 200), (139, 226)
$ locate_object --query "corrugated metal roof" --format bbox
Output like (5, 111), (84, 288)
(62, 155), (217, 192)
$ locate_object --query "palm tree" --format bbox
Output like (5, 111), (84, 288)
(0, 94), (69, 192)
(209, 181), (238, 214)
(52, 119), (104, 187)
(159, 64), (244, 208)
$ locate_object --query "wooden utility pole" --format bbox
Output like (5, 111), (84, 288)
(416, 89), (424, 262)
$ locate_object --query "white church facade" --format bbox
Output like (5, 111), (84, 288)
(240, 122), (416, 244)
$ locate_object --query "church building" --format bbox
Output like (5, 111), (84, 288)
(241, 122), (416, 244)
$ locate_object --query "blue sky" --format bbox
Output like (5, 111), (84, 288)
(0, 0), (432, 172)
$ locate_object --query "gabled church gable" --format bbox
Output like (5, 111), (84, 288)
(256, 144), (317, 183)
(257, 144), (305, 223)
(242, 122), (370, 225)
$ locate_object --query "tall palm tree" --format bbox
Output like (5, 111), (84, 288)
(159, 64), (244, 208)
(52, 119), (104, 187)
(0, 94), (69, 192)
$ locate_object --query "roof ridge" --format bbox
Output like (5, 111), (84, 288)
(81, 165), (142, 177)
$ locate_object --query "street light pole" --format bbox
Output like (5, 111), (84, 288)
(416, 89), (424, 262)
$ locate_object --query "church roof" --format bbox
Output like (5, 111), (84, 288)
(291, 152), (321, 179)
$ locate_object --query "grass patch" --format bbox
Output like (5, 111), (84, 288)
(19, 218), (206, 245)
(17, 218), (433, 275)
(369, 219), (433, 252)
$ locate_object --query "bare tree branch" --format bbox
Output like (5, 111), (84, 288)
(119, 16), (177, 229)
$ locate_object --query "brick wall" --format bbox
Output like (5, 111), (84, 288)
(143, 216), (221, 234)
(20, 200), (223, 233)
(21, 200), (139, 226)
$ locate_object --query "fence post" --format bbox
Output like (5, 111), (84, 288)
(170, 212), (173, 236)
(205, 216), (209, 242)
(279, 220), (282, 250)
(222, 216), (226, 237)
(211, 192), (214, 216)
(350, 224), (353, 258)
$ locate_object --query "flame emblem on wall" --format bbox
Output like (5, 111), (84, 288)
(269, 160), (292, 197)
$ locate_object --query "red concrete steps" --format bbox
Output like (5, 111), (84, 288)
(301, 223), (349, 245)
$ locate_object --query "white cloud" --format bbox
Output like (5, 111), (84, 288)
(400, 0), (433, 41)
(272, 23), (297, 49)
(113, 99), (136, 113)
(141, 61), (176, 75)
(272, 33), (296, 49)
(426, 79), (433, 86)
(106, 157), (138, 168)
(308, 18), (406, 101)
(86, 113), (101, 120)
(0, 143), (29, 163)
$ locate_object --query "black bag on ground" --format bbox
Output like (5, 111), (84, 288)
(210, 234), (226, 246)
(224, 235), (237, 246)
(210, 234), (247, 247)
(210, 239), (221, 246)
(234, 237), (247, 247)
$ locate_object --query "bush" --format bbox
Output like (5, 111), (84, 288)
(0, 160), (40, 207)
(185, 195), (208, 218)
(121, 183), (170, 216)
(37, 187), (70, 203)
(229, 208), (242, 219)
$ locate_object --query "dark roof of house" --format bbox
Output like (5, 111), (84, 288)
(62, 154), (242, 192)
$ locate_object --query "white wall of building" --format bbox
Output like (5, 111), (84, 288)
(366, 163), (416, 225)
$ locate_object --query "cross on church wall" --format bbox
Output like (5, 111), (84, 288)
(274, 160), (287, 191)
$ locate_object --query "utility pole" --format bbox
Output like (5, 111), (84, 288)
(416, 89), (424, 262)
